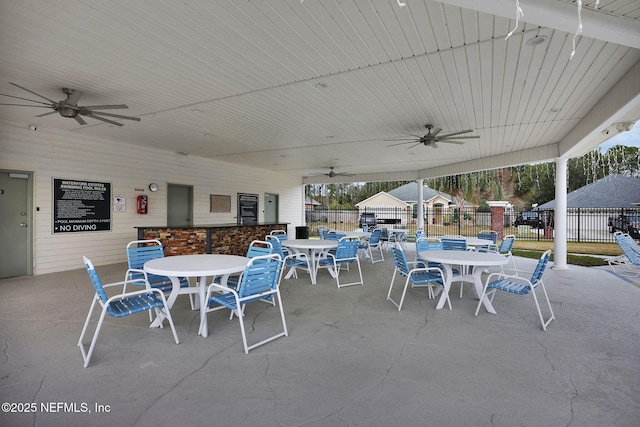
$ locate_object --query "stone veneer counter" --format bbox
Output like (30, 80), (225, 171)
(136, 223), (288, 256)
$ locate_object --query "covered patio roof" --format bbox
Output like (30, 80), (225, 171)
(1, 0), (639, 183)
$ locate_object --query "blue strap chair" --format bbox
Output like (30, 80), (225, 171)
(317, 237), (363, 288)
(477, 230), (498, 244)
(415, 236), (455, 270)
(387, 245), (448, 311)
(475, 230), (499, 254)
(441, 237), (468, 251)
(126, 239), (195, 316)
(441, 237), (471, 297)
(269, 229), (288, 241)
(475, 250), (555, 331)
(266, 234), (312, 280)
(609, 232), (640, 276)
(318, 227), (329, 239)
(379, 228), (396, 252)
(204, 254), (288, 353)
(496, 234), (518, 275)
(220, 240), (273, 289)
(78, 256), (179, 367)
(359, 228), (384, 264)
(325, 231), (346, 241)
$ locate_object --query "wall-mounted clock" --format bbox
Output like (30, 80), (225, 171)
(149, 183), (158, 192)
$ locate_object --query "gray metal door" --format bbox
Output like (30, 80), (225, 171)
(0, 171), (32, 278)
(264, 193), (278, 223)
(167, 184), (193, 226)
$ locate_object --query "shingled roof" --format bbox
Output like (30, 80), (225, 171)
(386, 182), (453, 203)
(537, 174), (640, 209)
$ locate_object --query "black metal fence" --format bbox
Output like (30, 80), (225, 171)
(305, 207), (639, 243)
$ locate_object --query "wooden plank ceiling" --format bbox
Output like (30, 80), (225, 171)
(1, 0), (639, 182)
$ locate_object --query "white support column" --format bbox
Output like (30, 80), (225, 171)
(417, 179), (424, 231)
(553, 157), (569, 270)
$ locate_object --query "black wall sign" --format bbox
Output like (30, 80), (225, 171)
(53, 178), (111, 233)
(237, 193), (258, 225)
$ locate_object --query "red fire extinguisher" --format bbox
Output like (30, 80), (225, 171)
(137, 195), (148, 214)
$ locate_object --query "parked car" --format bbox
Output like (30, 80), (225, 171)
(608, 214), (640, 237)
(513, 211), (544, 229)
(359, 213), (377, 228)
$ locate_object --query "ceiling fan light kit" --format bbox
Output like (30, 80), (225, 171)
(0, 82), (141, 126)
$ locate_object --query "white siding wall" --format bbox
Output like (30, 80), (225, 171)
(0, 121), (303, 275)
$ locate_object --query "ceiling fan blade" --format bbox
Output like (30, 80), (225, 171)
(84, 110), (141, 121)
(35, 110), (59, 117)
(384, 132), (422, 140)
(407, 141), (424, 149)
(384, 137), (419, 142)
(440, 135), (480, 140)
(438, 129), (474, 138)
(83, 112), (123, 126)
(0, 103), (51, 108)
(430, 128), (443, 137)
(74, 115), (87, 125)
(439, 140), (467, 145)
(66, 89), (83, 105)
(0, 93), (52, 106)
(388, 140), (418, 147)
(81, 104), (129, 110)
(10, 82), (56, 103)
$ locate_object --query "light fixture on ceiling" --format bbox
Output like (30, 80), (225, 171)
(315, 82), (328, 89)
(525, 35), (547, 47)
(615, 122), (634, 132)
(548, 108), (561, 114)
(178, 151), (189, 156)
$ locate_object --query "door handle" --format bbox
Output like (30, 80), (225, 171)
(20, 222), (28, 227)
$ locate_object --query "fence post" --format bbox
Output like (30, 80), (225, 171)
(487, 201), (508, 240)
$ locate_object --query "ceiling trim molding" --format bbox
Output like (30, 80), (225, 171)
(559, 58), (640, 158)
(302, 143), (561, 185)
(435, 0), (640, 49)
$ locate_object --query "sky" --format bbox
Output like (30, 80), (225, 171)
(597, 121), (640, 151)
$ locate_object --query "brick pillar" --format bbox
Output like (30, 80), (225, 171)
(489, 204), (506, 240)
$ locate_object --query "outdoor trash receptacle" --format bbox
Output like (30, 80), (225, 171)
(296, 226), (309, 239)
(544, 226), (554, 239)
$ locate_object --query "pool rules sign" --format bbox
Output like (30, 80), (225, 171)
(53, 178), (112, 233)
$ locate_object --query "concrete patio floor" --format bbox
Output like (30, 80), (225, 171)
(1, 248), (639, 427)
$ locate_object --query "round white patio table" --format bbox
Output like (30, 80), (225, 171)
(418, 250), (508, 313)
(383, 228), (409, 249)
(144, 254), (249, 337)
(340, 231), (371, 239)
(464, 237), (494, 247)
(282, 239), (338, 284)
